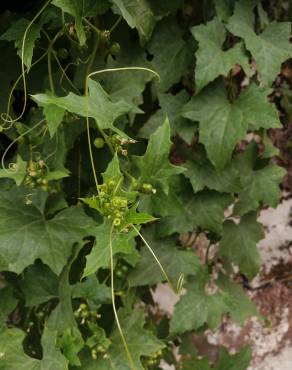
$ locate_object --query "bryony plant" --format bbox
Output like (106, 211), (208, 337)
(0, 0), (290, 369)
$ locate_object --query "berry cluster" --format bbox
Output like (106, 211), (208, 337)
(97, 180), (129, 227)
(132, 181), (157, 195)
(23, 160), (49, 191)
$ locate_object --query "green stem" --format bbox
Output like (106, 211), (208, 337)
(132, 225), (183, 293)
(109, 223), (136, 370)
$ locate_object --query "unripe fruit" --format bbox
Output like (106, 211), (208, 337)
(110, 42), (121, 56)
(57, 48), (69, 59)
(94, 137), (105, 148)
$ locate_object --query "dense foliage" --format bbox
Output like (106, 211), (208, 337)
(0, 0), (291, 369)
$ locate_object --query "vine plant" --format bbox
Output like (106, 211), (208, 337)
(0, 0), (291, 369)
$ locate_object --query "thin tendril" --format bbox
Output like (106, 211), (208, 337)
(44, 132), (59, 162)
(1, 49), (49, 128)
(87, 66), (160, 83)
(110, 16), (122, 33)
(53, 52), (80, 94)
(1, 119), (45, 172)
(84, 32), (100, 192)
(132, 225), (184, 294)
(3, 0), (52, 125)
(109, 223), (136, 370)
(85, 67), (160, 179)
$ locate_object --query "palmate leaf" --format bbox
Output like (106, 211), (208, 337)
(192, 17), (250, 92)
(0, 326), (68, 370)
(215, 347), (252, 370)
(219, 213), (264, 279)
(170, 268), (258, 334)
(20, 263), (59, 307)
(0, 18), (41, 69)
(83, 221), (139, 277)
(232, 142), (285, 215)
(110, 0), (156, 44)
(158, 190), (232, 236)
(133, 118), (185, 195)
(182, 81), (280, 169)
(227, 1), (292, 86)
(42, 104), (65, 138)
(235, 163), (285, 215)
(103, 48), (153, 106)
(32, 79), (137, 135)
(0, 189), (95, 275)
(147, 18), (194, 91)
(183, 155), (241, 194)
(83, 309), (165, 370)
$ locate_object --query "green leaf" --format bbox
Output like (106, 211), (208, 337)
(219, 213), (264, 279)
(227, 1), (292, 86)
(262, 132), (280, 158)
(148, 18), (194, 91)
(52, 0), (87, 45)
(103, 48), (153, 106)
(102, 153), (123, 183)
(57, 327), (84, 366)
(0, 189), (96, 274)
(110, 0), (156, 44)
(20, 263), (59, 307)
(40, 326), (69, 370)
(123, 204), (156, 228)
(42, 104), (65, 137)
(215, 347), (252, 370)
(217, 274), (259, 324)
(0, 285), (17, 326)
(133, 118), (185, 194)
(32, 79), (135, 134)
(0, 155), (27, 186)
(182, 82), (280, 169)
(83, 221), (139, 277)
(183, 156), (241, 193)
(158, 191), (232, 236)
(0, 328), (41, 369)
(0, 18), (41, 69)
(139, 91), (194, 144)
(170, 268), (257, 334)
(128, 233), (200, 287)
(72, 275), (111, 309)
(214, 0), (234, 22)
(45, 169), (70, 181)
(191, 18), (250, 92)
(0, 326), (68, 370)
(235, 163), (285, 215)
(87, 309), (165, 369)
(170, 268), (226, 334)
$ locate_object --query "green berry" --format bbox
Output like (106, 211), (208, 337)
(91, 349), (97, 360)
(107, 180), (116, 189)
(142, 183), (153, 193)
(94, 137), (105, 149)
(113, 218), (121, 226)
(110, 42), (121, 56)
(29, 171), (37, 177)
(57, 48), (69, 59)
(115, 269), (123, 278)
